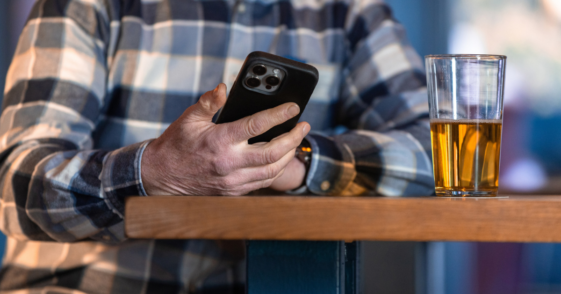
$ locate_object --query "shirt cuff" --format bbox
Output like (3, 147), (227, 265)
(305, 133), (356, 195)
(100, 140), (152, 218)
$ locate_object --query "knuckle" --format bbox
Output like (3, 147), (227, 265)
(265, 164), (279, 179)
(262, 148), (278, 164)
(291, 134), (302, 146)
(245, 116), (266, 137)
(211, 158), (232, 176)
(219, 176), (237, 190)
(272, 106), (290, 122)
(222, 188), (241, 196)
(279, 108), (291, 121)
(197, 92), (213, 110)
(261, 178), (274, 189)
(201, 134), (223, 152)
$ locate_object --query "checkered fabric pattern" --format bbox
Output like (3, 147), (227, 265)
(0, 0), (433, 293)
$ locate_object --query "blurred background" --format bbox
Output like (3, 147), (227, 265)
(367, 0), (561, 293)
(0, 0), (561, 293)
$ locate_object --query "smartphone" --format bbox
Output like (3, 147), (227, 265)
(215, 51), (319, 143)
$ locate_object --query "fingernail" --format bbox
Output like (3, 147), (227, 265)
(288, 104), (300, 117)
(303, 124), (308, 134)
(213, 84), (220, 95)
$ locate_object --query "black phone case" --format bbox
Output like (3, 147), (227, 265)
(215, 51), (319, 143)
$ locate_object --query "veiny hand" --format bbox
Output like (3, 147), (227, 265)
(141, 83), (310, 196)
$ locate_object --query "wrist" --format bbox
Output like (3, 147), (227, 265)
(141, 139), (168, 196)
(293, 159), (307, 188)
(279, 140), (312, 193)
(269, 157), (306, 191)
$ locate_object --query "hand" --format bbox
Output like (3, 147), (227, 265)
(269, 157), (306, 191)
(141, 83), (310, 196)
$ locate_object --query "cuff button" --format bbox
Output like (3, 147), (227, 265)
(321, 181), (330, 191)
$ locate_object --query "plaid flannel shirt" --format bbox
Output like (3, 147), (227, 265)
(0, 0), (434, 293)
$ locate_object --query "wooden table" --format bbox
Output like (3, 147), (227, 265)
(125, 195), (561, 293)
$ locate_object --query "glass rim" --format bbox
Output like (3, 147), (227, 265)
(425, 54), (506, 60)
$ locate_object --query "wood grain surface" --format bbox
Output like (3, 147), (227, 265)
(125, 195), (561, 242)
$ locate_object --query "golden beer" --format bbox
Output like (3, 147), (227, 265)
(430, 119), (502, 196)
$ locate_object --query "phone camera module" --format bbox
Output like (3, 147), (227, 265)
(252, 65), (267, 76)
(245, 77), (261, 88)
(265, 76), (280, 86)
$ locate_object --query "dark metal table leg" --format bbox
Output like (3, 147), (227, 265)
(247, 241), (361, 294)
(345, 241), (361, 294)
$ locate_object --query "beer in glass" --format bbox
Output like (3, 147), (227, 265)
(425, 55), (506, 197)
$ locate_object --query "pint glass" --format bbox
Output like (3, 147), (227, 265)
(426, 55), (506, 197)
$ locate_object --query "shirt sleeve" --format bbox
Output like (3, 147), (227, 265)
(304, 0), (434, 196)
(0, 0), (143, 244)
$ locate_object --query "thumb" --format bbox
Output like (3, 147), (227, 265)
(184, 83), (227, 122)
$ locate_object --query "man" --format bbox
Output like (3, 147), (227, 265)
(0, 0), (433, 293)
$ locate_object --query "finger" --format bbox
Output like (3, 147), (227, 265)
(225, 102), (301, 143)
(183, 83), (227, 122)
(228, 180), (274, 196)
(231, 147), (296, 184)
(230, 167), (287, 195)
(270, 131), (291, 142)
(238, 121), (310, 167)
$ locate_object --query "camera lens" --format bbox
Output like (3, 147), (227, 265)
(245, 77), (261, 88)
(265, 76), (280, 86)
(252, 65), (267, 75)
